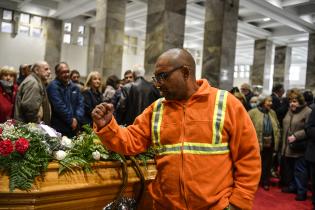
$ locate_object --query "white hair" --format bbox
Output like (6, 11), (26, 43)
(132, 66), (145, 78)
(257, 92), (271, 105)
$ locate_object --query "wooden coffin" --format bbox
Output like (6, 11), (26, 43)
(0, 160), (157, 210)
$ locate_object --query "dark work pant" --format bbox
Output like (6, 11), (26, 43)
(261, 147), (274, 186)
(284, 156), (308, 195)
(294, 157), (308, 195)
(280, 155), (295, 187)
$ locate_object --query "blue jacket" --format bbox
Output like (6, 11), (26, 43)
(47, 79), (84, 137)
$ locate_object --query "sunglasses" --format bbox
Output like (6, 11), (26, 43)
(152, 66), (183, 83)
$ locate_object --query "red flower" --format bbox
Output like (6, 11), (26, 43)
(15, 138), (30, 155)
(0, 139), (14, 156)
(0, 127), (2, 134)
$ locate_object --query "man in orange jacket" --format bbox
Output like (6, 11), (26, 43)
(92, 48), (261, 210)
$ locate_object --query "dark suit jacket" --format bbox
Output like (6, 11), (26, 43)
(116, 77), (160, 126)
(271, 93), (288, 128)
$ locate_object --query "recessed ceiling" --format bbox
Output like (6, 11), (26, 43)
(0, 0), (314, 65)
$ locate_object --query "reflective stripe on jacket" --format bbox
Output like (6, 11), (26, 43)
(151, 90), (229, 156)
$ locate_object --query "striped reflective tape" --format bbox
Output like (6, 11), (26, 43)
(212, 90), (228, 144)
(151, 89), (229, 155)
(156, 142), (230, 155)
(151, 98), (164, 146)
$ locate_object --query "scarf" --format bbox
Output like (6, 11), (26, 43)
(258, 105), (273, 137)
(0, 80), (13, 96)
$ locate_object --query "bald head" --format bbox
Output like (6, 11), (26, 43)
(156, 48), (196, 78)
(32, 61), (48, 72)
(32, 61), (51, 84)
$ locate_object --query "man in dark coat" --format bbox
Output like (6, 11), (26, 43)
(270, 84), (289, 184)
(306, 107), (315, 209)
(271, 84), (287, 127)
(116, 67), (160, 126)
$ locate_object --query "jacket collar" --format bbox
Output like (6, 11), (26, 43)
(163, 79), (211, 105)
(193, 79), (211, 97)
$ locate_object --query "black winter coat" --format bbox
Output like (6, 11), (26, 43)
(82, 89), (103, 126)
(271, 93), (289, 128)
(116, 77), (160, 126)
(305, 105), (315, 162)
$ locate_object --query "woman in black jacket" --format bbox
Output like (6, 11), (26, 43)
(82, 71), (103, 126)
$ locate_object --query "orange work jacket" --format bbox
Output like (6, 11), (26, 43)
(95, 79), (261, 210)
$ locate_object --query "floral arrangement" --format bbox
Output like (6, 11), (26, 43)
(58, 125), (119, 174)
(0, 122), (155, 192)
(0, 120), (59, 191)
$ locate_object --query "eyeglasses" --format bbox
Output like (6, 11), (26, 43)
(152, 66), (183, 83)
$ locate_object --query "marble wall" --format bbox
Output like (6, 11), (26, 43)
(44, 18), (62, 73)
(144, 0), (187, 77)
(251, 39), (273, 91)
(87, 27), (95, 75)
(306, 33), (315, 90)
(201, 0), (239, 90)
(273, 46), (291, 90)
(94, 0), (126, 78)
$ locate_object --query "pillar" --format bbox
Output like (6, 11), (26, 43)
(273, 46), (291, 90)
(94, 0), (126, 78)
(144, 0), (187, 76)
(201, 0), (239, 90)
(44, 18), (62, 70)
(87, 27), (95, 74)
(306, 33), (315, 90)
(251, 39), (273, 92)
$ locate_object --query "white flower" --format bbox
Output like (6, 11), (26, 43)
(54, 150), (67, 160)
(92, 150), (101, 160)
(61, 136), (73, 148)
(3, 123), (14, 131)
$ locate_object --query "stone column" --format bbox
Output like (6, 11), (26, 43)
(144, 0), (187, 77)
(94, 0), (126, 78)
(306, 33), (315, 90)
(201, 0), (239, 90)
(87, 27), (95, 74)
(251, 39), (273, 91)
(44, 18), (62, 70)
(273, 46), (291, 90)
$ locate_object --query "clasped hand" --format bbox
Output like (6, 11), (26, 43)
(92, 103), (114, 130)
(287, 135), (296, 143)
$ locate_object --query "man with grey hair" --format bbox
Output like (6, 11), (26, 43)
(14, 61), (51, 124)
(116, 66), (160, 125)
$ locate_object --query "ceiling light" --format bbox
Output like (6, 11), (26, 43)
(263, 18), (271, 22)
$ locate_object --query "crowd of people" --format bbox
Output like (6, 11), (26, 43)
(231, 82), (315, 208)
(1, 49), (315, 209)
(0, 61), (160, 138)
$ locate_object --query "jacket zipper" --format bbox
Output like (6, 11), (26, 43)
(180, 104), (189, 209)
